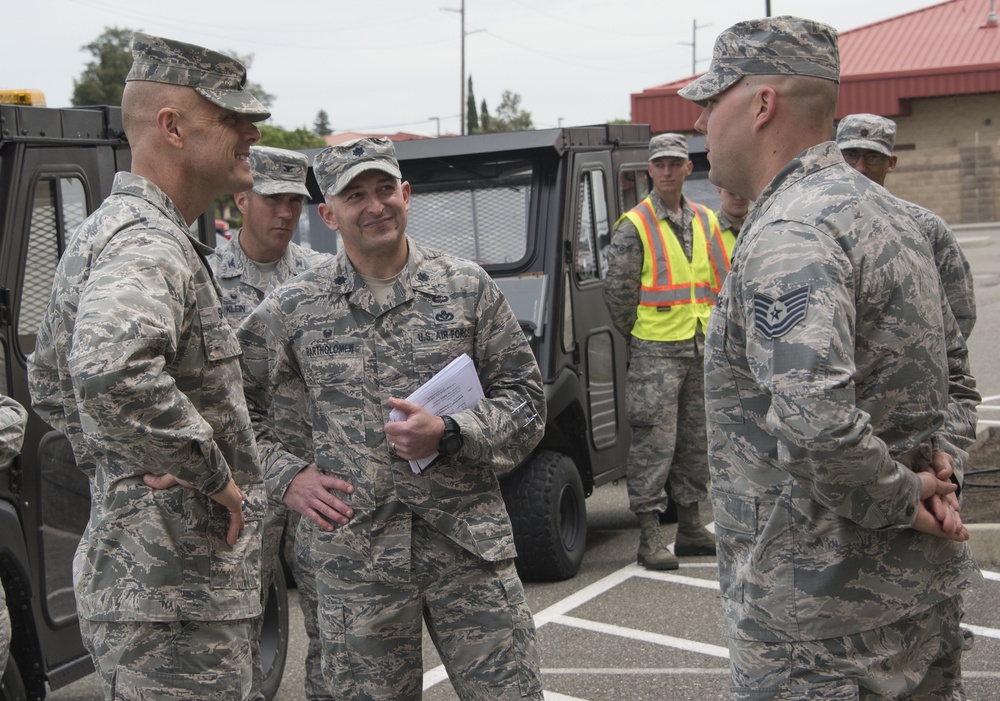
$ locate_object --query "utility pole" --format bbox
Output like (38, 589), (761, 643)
(443, 0), (483, 136)
(429, 116), (441, 137)
(678, 18), (711, 75)
(443, 0), (467, 135)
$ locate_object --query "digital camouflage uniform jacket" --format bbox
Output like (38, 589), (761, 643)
(209, 230), (332, 329)
(28, 172), (264, 622)
(0, 394), (27, 462)
(900, 199), (976, 339)
(705, 142), (982, 643)
(0, 394), (26, 672)
(238, 240), (545, 583)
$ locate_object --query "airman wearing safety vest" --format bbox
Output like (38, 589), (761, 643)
(604, 133), (727, 571)
(715, 186), (750, 265)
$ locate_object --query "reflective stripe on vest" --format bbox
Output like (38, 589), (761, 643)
(622, 197), (723, 341)
(715, 229), (736, 301)
(708, 217), (734, 303)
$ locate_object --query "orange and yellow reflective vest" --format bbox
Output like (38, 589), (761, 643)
(618, 196), (728, 341)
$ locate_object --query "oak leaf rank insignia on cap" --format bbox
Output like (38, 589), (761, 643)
(313, 137), (403, 197)
(836, 113), (897, 157)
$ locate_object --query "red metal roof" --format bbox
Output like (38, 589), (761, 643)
(631, 0), (1000, 132)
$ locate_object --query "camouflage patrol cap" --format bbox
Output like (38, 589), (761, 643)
(679, 16), (839, 105)
(127, 32), (270, 121)
(314, 137), (402, 197)
(248, 146), (310, 197)
(836, 113), (896, 156)
(648, 133), (688, 161)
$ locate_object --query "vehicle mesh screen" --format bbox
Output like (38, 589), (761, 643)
(19, 178), (85, 353)
(405, 162), (532, 267)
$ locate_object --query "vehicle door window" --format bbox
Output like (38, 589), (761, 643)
(575, 169), (609, 282)
(619, 165), (650, 214)
(18, 176), (87, 355)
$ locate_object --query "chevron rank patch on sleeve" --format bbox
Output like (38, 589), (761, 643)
(753, 286), (809, 339)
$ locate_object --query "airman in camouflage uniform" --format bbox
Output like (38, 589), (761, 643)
(681, 16), (983, 699)
(604, 132), (725, 570)
(836, 113), (977, 339)
(0, 394), (27, 674)
(27, 32), (269, 700)
(714, 187), (749, 259)
(238, 137), (545, 701)
(209, 144), (332, 701)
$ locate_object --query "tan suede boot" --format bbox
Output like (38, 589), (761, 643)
(637, 512), (679, 570)
(674, 502), (717, 557)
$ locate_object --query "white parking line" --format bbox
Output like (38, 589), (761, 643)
(553, 614), (730, 658)
(964, 623), (1000, 640)
(424, 558), (1000, 693)
(542, 692), (588, 701)
(543, 668), (729, 676)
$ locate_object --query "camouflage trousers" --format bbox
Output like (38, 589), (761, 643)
(728, 595), (970, 700)
(289, 511), (331, 701)
(0, 579), (9, 673)
(625, 352), (710, 514)
(249, 506), (330, 701)
(80, 616), (253, 700)
(311, 513), (544, 701)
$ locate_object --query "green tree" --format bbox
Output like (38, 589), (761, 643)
(72, 26), (135, 107)
(479, 99), (491, 132)
(314, 110), (333, 137)
(478, 90), (532, 133)
(466, 76), (479, 135)
(493, 90), (533, 131)
(258, 124), (325, 149)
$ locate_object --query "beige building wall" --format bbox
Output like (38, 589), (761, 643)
(883, 94), (1000, 225)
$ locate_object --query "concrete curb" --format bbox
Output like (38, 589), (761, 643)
(967, 425), (999, 569)
(968, 524), (1000, 570)
(956, 236), (993, 248)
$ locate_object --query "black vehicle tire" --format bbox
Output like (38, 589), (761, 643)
(260, 573), (289, 701)
(501, 450), (587, 582)
(0, 656), (27, 701)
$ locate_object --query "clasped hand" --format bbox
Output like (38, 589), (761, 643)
(913, 451), (969, 542)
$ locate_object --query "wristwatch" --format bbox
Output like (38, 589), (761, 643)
(439, 415), (464, 456)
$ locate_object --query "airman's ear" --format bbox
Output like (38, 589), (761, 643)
(318, 202), (339, 232)
(157, 107), (183, 148)
(752, 86), (778, 133)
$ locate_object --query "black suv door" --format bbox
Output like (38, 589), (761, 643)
(1, 142), (126, 692)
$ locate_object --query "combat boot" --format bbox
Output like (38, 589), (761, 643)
(674, 502), (717, 557)
(637, 512), (679, 570)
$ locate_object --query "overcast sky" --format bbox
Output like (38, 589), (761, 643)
(5, 0), (944, 137)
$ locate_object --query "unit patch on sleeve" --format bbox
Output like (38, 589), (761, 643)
(753, 286), (809, 339)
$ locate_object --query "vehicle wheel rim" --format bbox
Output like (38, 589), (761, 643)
(558, 484), (580, 549)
